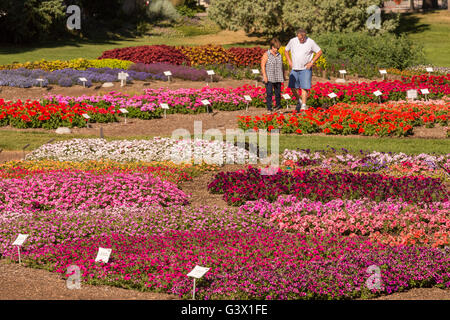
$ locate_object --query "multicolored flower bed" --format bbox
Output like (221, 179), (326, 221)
(238, 102), (449, 136)
(1, 145), (449, 299)
(1, 226), (448, 299)
(0, 160), (204, 184)
(207, 167), (448, 206)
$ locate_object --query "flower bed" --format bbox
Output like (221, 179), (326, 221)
(1, 228), (448, 299)
(129, 63), (214, 81)
(0, 99), (119, 129)
(99, 45), (189, 65)
(0, 171), (189, 213)
(208, 167), (448, 206)
(239, 196), (450, 247)
(25, 138), (256, 165)
(0, 160), (201, 184)
(0, 67), (161, 88)
(0, 58), (133, 72)
(238, 102), (449, 136)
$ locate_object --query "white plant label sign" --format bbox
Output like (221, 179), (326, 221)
(282, 94), (291, 100)
(164, 71), (172, 76)
(426, 67), (433, 72)
(187, 265), (210, 279)
(373, 90), (382, 97)
(339, 70), (347, 74)
(328, 93), (338, 99)
(421, 88), (430, 95)
(119, 108), (128, 114)
(79, 77), (87, 82)
(160, 103), (170, 109)
(95, 247), (112, 263)
(82, 114), (90, 119)
(13, 234), (28, 246)
(118, 72), (129, 80)
(201, 100), (211, 106)
(407, 89), (418, 99)
(379, 70), (387, 74)
(244, 95), (252, 101)
(206, 70), (215, 75)
(252, 69), (260, 74)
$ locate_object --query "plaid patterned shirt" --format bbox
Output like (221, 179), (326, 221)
(265, 50), (284, 83)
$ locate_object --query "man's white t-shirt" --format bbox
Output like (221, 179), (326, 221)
(285, 37), (321, 70)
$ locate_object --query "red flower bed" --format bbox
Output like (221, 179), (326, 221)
(0, 99), (118, 129)
(98, 45), (189, 65)
(227, 47), (266, 67)
(238, 102), (449, 136)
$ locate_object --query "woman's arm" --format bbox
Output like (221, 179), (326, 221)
(261, 52), (268, 83)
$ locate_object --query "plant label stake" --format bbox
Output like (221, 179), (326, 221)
(119, 108), (129, 124)
(79, 77), (88, 88)
(118, 72), (129, 87)
(22, 143), (30, 159)
(160, 103), (169, 118)
(36, 78), (45, 87)
(201, 99), (211, 114)
(252, 69), (260, 87)
(206, 70), (215, 86)
(82, 113), (91, 128)
(282, 94), (291, 109)
(339, 70), (347, 81)
(328, 92), (337, 105)
(407, 89), (418, 101)
(164, 71), (172, 83)
(421, 88), (430, 101)
(379, 69), (387, 80)
(13, 234), (28, 264)
(426, 67), (433, 75)
(244, 95), (252, 111)
(373, 90), (382, 104)
(95, 247), (112, 263)
(187, 265), (210, 300)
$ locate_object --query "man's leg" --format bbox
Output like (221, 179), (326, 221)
(288, 70), (302, 112)
(301, 89), (308, 108)
(265, 82), (273, 112)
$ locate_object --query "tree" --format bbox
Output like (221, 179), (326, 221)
(208, 0), (399, 39)
(422, 0), (438, 9)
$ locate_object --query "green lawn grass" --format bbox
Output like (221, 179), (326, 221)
(399, 10), (450, 67)
(1, 130), (448, 155)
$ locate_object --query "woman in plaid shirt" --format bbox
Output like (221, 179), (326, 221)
(261, 38), (285, 114)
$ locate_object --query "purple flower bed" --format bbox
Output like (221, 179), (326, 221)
(0, 68), (165, 88)
(129, 63), (212, 81)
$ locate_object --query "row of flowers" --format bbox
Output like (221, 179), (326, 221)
(238, 101), (449, 137)
(25, 138), (256, 165)
(1, 206), (449, 299)
(239, 196), (450, 247)
(207, 167), (448, 206)
(0, 160), (209, 184)
(0, 170), (190, 213)
(0, 68), (162, 88)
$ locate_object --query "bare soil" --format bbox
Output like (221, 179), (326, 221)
(0, 259), (178, 300)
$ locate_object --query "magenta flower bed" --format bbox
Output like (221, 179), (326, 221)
(208, 167), (448, 206)
(7, 230), (450, 299)
(0, 171), (189, 212)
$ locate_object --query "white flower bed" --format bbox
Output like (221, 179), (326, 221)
(25, 137), (258, 165)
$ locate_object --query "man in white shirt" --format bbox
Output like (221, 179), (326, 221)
(284, 29), (322, 112)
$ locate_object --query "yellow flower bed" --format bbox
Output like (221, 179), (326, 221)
(0, 58), (133, 71)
